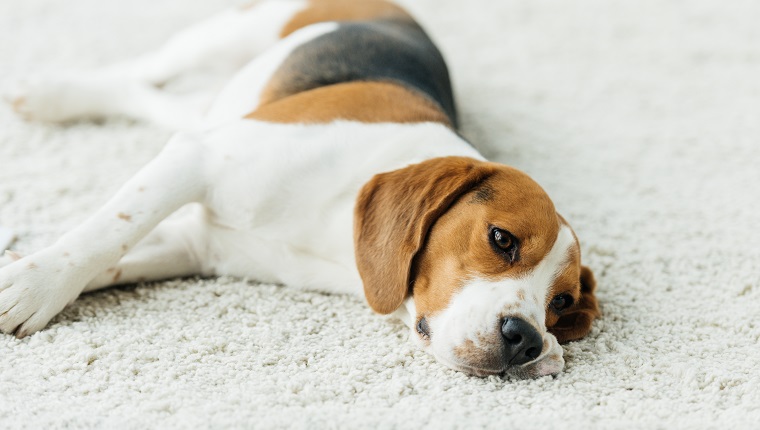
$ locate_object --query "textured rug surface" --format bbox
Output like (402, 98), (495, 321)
(1, 0), (759, 428)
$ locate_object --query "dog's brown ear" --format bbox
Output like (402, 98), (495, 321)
(549, 265), (601, 343)
(354, 156), (495, 314)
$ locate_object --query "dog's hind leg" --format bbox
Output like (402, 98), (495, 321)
(7, 75), (212, 129)
(98, 0), (311, 86)
(0, 132), (210, 337)
(5, 0), (309, 128)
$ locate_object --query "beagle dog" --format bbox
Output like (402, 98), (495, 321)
(1, 0), (599, 378)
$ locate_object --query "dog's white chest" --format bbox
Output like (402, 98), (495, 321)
(192, 120), (481, 296)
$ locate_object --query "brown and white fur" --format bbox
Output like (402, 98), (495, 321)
(1, 0), (599, 378)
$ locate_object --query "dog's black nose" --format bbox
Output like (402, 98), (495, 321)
(501, 317), (543, 365)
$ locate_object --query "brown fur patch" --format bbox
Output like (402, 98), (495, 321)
(279, 0), (412, 38)
(117, 213), (132, 222)
(251, 0), (457, 126)
(412, 168), (560, 318)
(247, 81), (451, 126)
(547, 264), (600, 343)
(354, 157), (498, 314)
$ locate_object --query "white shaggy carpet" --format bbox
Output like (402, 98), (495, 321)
(2, 0), (760, 428)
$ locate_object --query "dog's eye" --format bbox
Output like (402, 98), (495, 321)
(416, 317), (430, 339)
(489, 226), (518, 262)
(550, 293), (574, 312)
(492, 228), (512, 249)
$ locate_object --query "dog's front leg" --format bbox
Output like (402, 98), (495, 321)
(0, 133), (208, 337)
(84, 208), (208, 292)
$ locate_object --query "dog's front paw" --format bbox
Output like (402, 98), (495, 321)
(0, 252), (84, 338)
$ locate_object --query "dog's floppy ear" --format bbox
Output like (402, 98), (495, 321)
(549, 265), (601, 343)
(354, 156), (495, 314)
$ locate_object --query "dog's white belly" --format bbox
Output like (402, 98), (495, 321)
(202, 199), (360, 295)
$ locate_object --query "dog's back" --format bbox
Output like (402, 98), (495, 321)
(246, 0), (456, 127)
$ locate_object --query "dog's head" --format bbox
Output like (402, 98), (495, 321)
(354, 156), (599, 377)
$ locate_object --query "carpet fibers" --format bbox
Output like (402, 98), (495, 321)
(1, 0), (759, 428)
